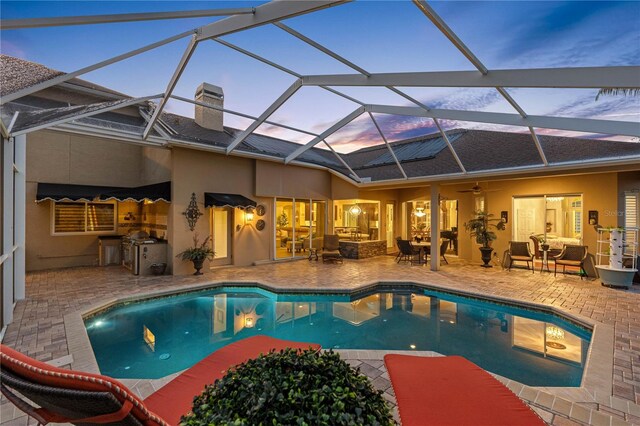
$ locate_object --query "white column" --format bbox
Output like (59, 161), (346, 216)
(430, 184), (440, 271)
(14, 134), (26, 300)
(2, 137), (15, 325)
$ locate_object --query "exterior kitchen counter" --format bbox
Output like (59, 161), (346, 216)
(339, 240), (387, 259)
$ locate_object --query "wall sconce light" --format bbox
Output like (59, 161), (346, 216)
(244, 317), (254, 328)
(588, 210), (598, 226)
(245, 210), (255, 222)
(501, 211), (508, 224)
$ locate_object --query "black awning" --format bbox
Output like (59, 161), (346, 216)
(36, 183), (122, 203)
(204, 193), (256, 209)
(99, 181), (171, 202)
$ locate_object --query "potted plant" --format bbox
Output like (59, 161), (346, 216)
(177, 233), (214, 275)
(539, 237), (550, 252)
(464, 210), (505, 268)
(181, 348), (393, 425)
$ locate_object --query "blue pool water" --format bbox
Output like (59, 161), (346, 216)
(85, 285), (591, 386)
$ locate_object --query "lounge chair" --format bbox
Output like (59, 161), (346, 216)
(384, 354), (546, 426)
(321, 234), (343, 263)
(397, 239), (422, 265)
(554, 244), (588, 280)
(1, 335), (320, 426)
(507, 241), (535, 273)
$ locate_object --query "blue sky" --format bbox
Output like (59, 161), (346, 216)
(2, 1), (639, 152)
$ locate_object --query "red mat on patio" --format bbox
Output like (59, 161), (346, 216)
(384, 354), (546, 426)
(144, 335), (320, 425)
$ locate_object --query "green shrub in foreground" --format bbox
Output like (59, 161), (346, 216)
(180, 348), (394, 426)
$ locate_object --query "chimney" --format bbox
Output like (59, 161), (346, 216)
(194, 83), (224, 131)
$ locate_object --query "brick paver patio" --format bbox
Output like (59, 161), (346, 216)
(2, 256), (640, 425)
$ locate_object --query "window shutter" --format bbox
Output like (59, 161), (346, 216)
(625, 193), (638, 229)
(87, 203), (115, 231)
(54, 203), (86, 233)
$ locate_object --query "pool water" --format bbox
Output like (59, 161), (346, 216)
(85, 286), (590, 386)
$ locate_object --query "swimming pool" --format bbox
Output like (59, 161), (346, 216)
(85, 284), (591, 386)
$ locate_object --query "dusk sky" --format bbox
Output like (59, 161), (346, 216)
(2, 1), (639, 152)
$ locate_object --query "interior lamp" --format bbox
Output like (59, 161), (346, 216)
(414, 207), (426, 218)
(545, 325), (565, 341)
(545, 325), (567, 350)
(349, 205), (362, 215)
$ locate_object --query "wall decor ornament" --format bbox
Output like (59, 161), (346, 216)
(256, 205), (266, 217)
(256, 219), (266, 231)
(183, 193), (203, 231)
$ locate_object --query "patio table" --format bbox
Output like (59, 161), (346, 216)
(412, 241), (431, 264)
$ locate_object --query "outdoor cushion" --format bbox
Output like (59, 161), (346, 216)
(0, 344), (166, 425)
(144, 335), (320, 425)
(384, 354), (546, 426)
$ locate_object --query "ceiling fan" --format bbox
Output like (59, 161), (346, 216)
(457, 182), (502, 195)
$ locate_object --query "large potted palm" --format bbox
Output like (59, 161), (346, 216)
(464, 211), (505, 268)
(177, 233), (215, 275)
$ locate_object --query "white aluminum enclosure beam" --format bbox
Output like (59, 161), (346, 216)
(12, 94), (164, 136)
(13, 134), (26, 300)
(413, 0), (487, 74)
(367, 104), (640, 137)
(0, 29), (196, 105)
(6, 113), (19, 135)
(301, 67), (640, 89)
(430, 183), (440, 271)
(172, 94), (321, 137)
(143, 36), (198, 139)
(212, 38), (364, 106)
(368, 112), (407, 179)
(285, 106), (365, 164)
(1, 8), (256, 30)
(412, 0), (548, 166)
(321, 140), (362, 182)
(496, 87), (528, 117)
(197, 0), (349, 41)
(273, 22), (370, 76)
(433, 118), (466, 173)
(2, 137), (15, 325)
(226, 79), (303, 154)
(272, 22), (463, 174)
(529, 127), (549, 166)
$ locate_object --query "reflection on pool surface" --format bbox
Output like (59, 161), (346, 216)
(85, 286), (590, 386)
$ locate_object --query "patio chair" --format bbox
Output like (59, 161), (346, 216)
(1, 336), (320, 426)
(423, 239), (450, 264)
(508, 241), (535, 273)
(554, 244), (588, 280)
(385, 354), (546, 426)
(397, 239), (421, 265)
(394, 236), (402, 261)
(321, 234), (343, 263)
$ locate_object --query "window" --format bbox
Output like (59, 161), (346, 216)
(625, 192), (639, 229)
(52, 202), (116, 234)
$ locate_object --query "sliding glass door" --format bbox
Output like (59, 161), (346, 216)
(275, 198), (326, 260)
(513, 194), (583, 243)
